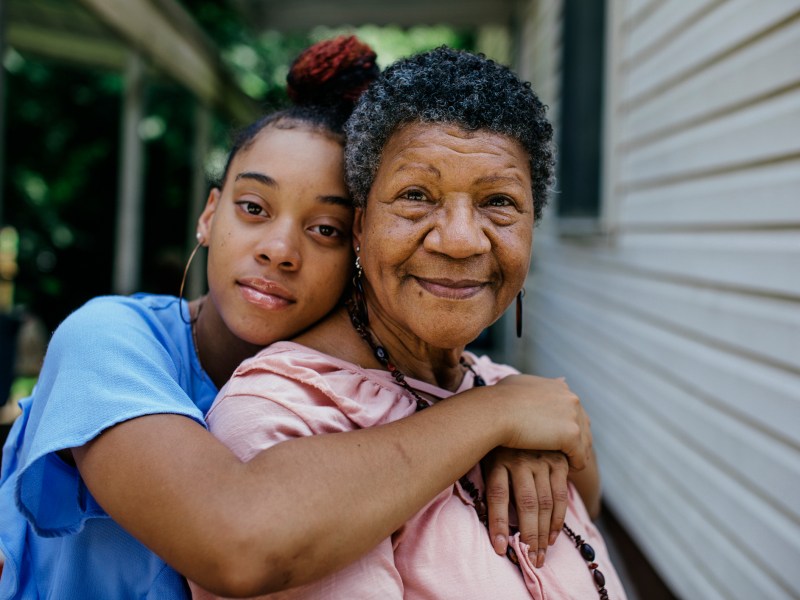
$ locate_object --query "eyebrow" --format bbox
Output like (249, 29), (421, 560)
(320, 195), (353, 208)
(235, 172), (277, 186)
(396, 163), (441, 178)
(474, 174), (526, 186)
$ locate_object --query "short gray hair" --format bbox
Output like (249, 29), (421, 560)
(344, 46), (555, 221)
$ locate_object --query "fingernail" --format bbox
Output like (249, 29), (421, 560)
(537, 549), (546, 567)
(493, 535), (507, 554)
(549, 530), (558, 545)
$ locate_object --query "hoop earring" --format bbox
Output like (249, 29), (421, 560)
(179, 240), (203, 325)
(516, 288), (526, 338)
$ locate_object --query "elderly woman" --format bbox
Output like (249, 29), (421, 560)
(199, 47), (626, 599)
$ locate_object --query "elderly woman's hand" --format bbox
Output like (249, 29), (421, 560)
(483, 448), (569, 567)
(493, 374), (593, 471)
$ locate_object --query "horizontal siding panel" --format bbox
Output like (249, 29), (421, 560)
(622, 17), (800, 146)
(621, 0), (660, 28)
(531, 322), (800, 597)
(600, 465), (731, 600)
(612, 229), (800, 297)
(534, 256), (800, 370)
(620, 88), (800, 187)
(622, 0), (799, 104)
(618, 160), (800, 227)
(529, 284), (800, 446)
(624, 0), (718, 63)
(533, 348), (728, 600)
(529, 296), (800, 519)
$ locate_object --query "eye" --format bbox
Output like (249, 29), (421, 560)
(235, 200), (266, 217)
(485, 195), (514, 208)
(399, 189), (428, 202)
(312, 224), (340, 238)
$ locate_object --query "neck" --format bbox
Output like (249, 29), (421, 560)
(351, 294), (466, 392)
(189, 296), (263, 389)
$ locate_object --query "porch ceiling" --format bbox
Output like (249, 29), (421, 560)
(5, 0), (513, 122)
(6, 0), (260, 122)
(228, 0), (515, 30)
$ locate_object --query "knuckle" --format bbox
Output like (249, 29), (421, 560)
(520, 531), (539, 548)
(516, 450), (542, 464)
(538, 494), (554, 511)
(484, 484), (509, 503)
(552, 488), (569, 504)
(489, 515), (508, 529)
(517, 493), (539, 512)
(538, 531), (549, 545)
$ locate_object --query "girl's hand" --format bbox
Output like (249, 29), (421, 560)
(483, 448), (569, 567)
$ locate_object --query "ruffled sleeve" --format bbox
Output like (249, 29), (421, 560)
(207, 341), (417, 462)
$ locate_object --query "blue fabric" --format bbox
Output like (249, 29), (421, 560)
(0, 294), (218, 599)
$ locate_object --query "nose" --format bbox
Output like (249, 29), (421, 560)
(255, 219), (302, 271)
(423, 199), (491, 259)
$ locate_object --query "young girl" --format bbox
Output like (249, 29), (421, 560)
(0, 37), (594, 599)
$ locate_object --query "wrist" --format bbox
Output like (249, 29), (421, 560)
(444, 384), (511, 449)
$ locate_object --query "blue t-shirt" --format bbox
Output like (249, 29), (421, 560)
(0, 294), (218, 599)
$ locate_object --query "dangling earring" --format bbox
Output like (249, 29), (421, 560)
(351, 246), (369, 327)
(516, 288), (526, 338)
(179, 233), (204, 324)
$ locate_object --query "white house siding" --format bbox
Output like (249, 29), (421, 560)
(509, 1), (800, 598)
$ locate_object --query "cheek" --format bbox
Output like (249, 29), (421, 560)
(498, 229), (533, 283)
(312, 252), (352, 300)
(363, 214), (415, 269)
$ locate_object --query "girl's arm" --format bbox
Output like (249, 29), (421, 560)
(74, 373), (589, 597)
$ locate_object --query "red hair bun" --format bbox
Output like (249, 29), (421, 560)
(287, 35), (379, 106)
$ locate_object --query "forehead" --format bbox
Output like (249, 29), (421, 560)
(232, 126), (343, 171)
(244, 124), (344, 156)
(379, 122), (530, 175)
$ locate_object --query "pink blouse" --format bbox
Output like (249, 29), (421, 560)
(190, 341), (628, 600)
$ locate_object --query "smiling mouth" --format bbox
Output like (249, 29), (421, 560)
(413, 277), (488, 300)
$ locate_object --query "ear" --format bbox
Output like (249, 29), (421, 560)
(352, 207), (365, 253)
(197, 187), (220, 245)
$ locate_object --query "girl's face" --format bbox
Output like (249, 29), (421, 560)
(198, 126), (353, 346)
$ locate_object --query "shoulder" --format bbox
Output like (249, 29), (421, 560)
(463, 352), (521, 385)
(212, 341), (413, 429)
(40, 293), (200, 406)
(50, 294), (187, 355)
(53, 294), (182, 339)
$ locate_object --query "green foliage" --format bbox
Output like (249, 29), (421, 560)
(4, 59), (121, 329)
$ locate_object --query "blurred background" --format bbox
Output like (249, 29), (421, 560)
(0, 1), (798, 598)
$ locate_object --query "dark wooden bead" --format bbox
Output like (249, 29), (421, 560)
(580, 543), (596, 562)
(593, 569), (606, 588)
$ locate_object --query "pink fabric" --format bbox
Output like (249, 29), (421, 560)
(192, 341), (628, 600)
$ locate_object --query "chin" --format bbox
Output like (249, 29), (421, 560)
(419, 324), (487, 350)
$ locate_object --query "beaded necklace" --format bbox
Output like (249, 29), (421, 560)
(346, 299), (610, 599)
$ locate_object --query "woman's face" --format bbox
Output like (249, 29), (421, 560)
(355, 122), (534, 349)
(199, 126), (353, 346)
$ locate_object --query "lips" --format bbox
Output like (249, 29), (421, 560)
(238, 277), (296, 310)
(413, 276), (488, 300)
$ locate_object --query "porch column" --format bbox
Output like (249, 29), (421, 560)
(113, 52), (146, 294)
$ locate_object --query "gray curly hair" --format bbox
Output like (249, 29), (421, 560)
(344, 46), (555, 221)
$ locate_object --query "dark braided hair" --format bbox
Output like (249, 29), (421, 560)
(217, 36), (379, 188)
(344, 46), (554, 222)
